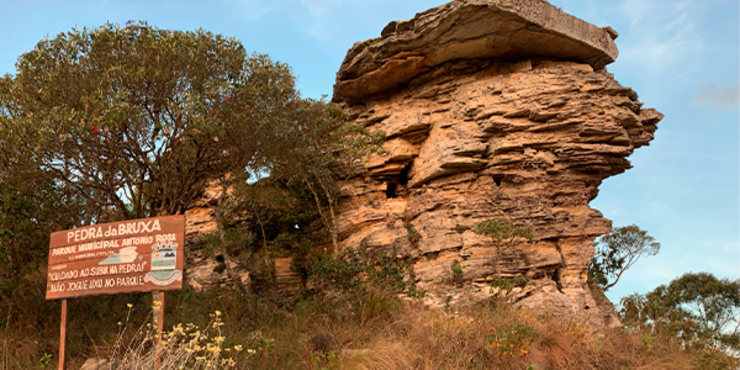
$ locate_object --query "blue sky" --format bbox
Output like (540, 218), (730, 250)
(1, 0), (738, 303)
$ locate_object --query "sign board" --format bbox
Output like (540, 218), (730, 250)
(46, 215), (185, 300)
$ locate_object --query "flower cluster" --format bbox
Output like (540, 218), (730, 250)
(487, 323), (536, 357)
(111, 304), (254, 369)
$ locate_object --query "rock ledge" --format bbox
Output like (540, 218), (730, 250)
(334, 0), (619, 104)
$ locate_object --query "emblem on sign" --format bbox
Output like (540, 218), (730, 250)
(144, 242), (182, 286)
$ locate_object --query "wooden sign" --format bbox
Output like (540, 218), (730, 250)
(46, 215), (185, 300)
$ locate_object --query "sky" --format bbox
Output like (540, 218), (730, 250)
(1, 0), (738, 303)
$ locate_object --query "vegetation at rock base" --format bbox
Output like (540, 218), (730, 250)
(4, 277), (739, 369)
(588, 225), (660, 291)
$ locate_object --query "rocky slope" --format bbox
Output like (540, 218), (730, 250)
(330, 0), (662, 326)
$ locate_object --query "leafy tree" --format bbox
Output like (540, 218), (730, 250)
(588, 224), (660, 291)
(1, 22), (295, 222)
(1, 78), (87, 298)
(2, 21), (351, 294)
(620, 272), (740, 352)
(269, 98), (385, 256)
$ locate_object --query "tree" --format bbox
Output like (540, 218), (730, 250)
(588, 224), (660, 291)
(620, 272), (740, 352)
(1, 22), (296, 222)
(2, 22), (346, 293)
(1, 75), (87, 290)
(268, 98), (385, 256)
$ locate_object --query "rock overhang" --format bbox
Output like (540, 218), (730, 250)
(333, 0), (619, 104)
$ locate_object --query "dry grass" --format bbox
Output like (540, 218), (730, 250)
(2, 284), (738, 369)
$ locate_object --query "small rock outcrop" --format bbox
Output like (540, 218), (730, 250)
(331, 0), (662, 326)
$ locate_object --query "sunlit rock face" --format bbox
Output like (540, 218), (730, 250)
(332, 0), (662, 326)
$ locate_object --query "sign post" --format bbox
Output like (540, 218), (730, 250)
(156, 290), (166, 368)
(58, 299), (67, 370)
(46, 215), (185, 369)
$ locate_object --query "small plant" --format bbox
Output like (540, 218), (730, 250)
(450, 260), (465, 287)
(405, 268), (426, 298)
(487, 323), (536, 357)
(475, 218), (534, 243)
(407, 227), (421, 248)
(454, 224), (470, 234)
(490, 276), (530, 292)
(109, 305), (250, 369)
(38, 353), (53, 369)
(475, 218), (534, 276)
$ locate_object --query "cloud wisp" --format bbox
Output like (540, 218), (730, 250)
(691, 83), (740, 111)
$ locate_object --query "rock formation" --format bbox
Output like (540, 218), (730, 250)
(331, 0), (662, 326)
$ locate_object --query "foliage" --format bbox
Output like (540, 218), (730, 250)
(268, 100), (386, 255)
(1, 21), (302, 220)
(229, 177), (320, 252)
(475, 218), (534, 244)
(406, 227), (420, 248)
(309, 247), (418, 295)
(2, 281), (739, 370)
(450, 260), (466, 288)
(38, 353), (53, 369)
(490, 276), (530, 292)
(487, 323), (536, 357)
(109, 306), (249, 369)
(474, 218), (534, 276)
(619, 272), (740, 352)
(589, 225), (660, 291)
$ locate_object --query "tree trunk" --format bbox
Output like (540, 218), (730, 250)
(254, 210), (268, 250)
(214, 178), (250, 294)
(316, 176), (339, 257)
(304, 179), (338, 256)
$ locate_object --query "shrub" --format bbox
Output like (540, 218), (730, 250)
(490, 276), (530, 292)
(450, 260), (466, 288)
(109, 304), (250, 370)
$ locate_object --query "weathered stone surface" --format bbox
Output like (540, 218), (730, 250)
(178, 0), (661, 328)
(334, 0), (619, 104)
(185, 250), (250, 292)
(332, 0), (662, 327)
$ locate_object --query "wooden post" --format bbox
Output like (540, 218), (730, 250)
(155, 291), (165, 368)
(157, 291), (165, 336)
(58, 299), (67, 370)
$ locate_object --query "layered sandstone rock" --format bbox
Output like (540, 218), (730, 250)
(332, 0), (662, 326)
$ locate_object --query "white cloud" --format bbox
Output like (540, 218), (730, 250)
(691, 83), (740, 111)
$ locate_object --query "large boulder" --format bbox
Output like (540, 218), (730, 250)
(332, 0), (662, 326)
